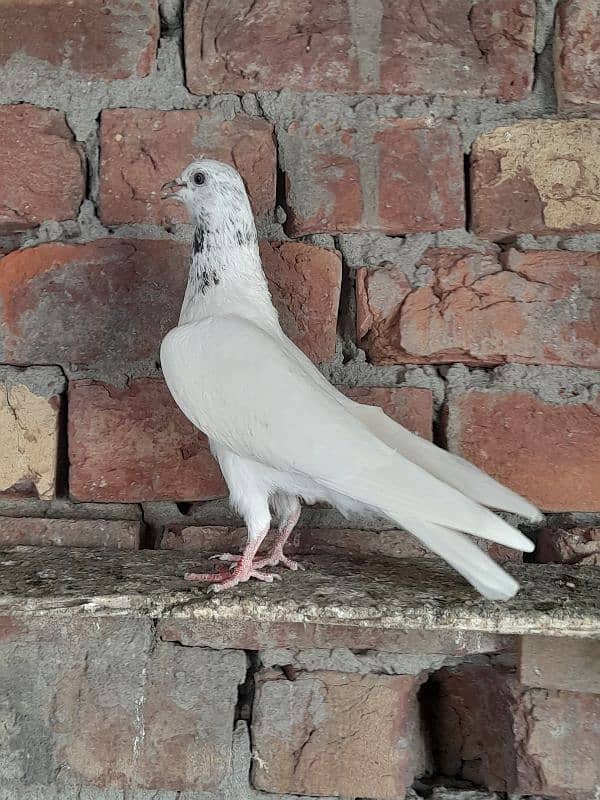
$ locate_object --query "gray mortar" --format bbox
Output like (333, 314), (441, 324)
(0, 497), (142, 522)
(0, 365), (65, 399)
(446, 364), (600, 406)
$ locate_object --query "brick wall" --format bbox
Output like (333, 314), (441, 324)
(0, 1), (599, 798)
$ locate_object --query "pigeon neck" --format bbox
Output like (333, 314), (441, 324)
(178, 223), (281, 333)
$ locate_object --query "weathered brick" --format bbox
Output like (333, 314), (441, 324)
(0, 239), (341, 376)
(184, 0), (534, 100)
(445, 389), (600, 511)
(536, 526), (600, 566)
(0, 517), (140, 549)
(519, 635), (600, 694)
(0, 240), (187, 376)
(282, 118), (464, 236)
(431, 664), (600, 797)
(69, 379), (227, 502)
(0, 0), (159, 80)
(125, 642), (246, 791)
(356, 248), (600, 367)
(340, 386), (433, 439)
(260, 241), (342, 363)
(252, 669), (424, 798)
(158, 618), (511, 655)
(471, 120), (600, 238)
(0, 105), (85, 233)
(161, 523), (519, 565)
(99, 109), (276, 225)
(0, 616), (245, 792)
(555, 0), (600, 112)
(0, 366), (64, 501)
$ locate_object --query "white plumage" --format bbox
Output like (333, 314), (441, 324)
(159, 159), (541, 598)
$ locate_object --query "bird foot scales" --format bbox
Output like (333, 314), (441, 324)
(184, 546), (303, 591)
(184, 560), (281, 592)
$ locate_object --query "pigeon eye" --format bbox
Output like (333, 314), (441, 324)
(192, 171), (206, 186)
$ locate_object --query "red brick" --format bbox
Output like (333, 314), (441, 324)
(536, 527), (600, 566)
(471, 120), (600, 238)
(445, 389), (600, 511)
(0, 240), (187, 374)
(356, 248), (600, 367)
(0, 0), (158, 80)
(0, 105), (84, 233)
(283, 118), (464, 236)
(252, 670), (424, 798)
(555, 0), (600, 112)
(69, 378), (227, 502)
(340, 386), (433, 440)
(431, 664), (600, 797)
(519, 636), (600, 694)
(0, 517), (140, 549)
(0, 239), (339, 375)
(99, 109), (276, 225)
(260, 241), (341, 363)
(161, 523), (516, 565)
(184, 0), (534, 100)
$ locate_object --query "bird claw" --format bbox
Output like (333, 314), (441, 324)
(206, 566), (281, 593)
(254, 552), (305, 572)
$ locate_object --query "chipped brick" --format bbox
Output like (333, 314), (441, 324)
(472, 120), (600, 238)
(356, 248), (600, 368)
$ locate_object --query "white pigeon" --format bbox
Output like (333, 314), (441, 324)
(159, 159), (541, 598)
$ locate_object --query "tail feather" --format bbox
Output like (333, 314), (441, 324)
(350, 403), (542, 523)
(400, 516), (520, 600)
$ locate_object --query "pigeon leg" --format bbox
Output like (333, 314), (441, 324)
(184, 532), (280, 590)
(255, 503), (303, 571)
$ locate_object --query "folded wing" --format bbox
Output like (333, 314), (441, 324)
(161, 316), (535, 599)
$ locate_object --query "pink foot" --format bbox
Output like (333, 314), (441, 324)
(254, 550), (304, 571)
(184, 556), (281, 592)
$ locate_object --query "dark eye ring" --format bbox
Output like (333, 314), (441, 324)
(192, 171), (206, 186)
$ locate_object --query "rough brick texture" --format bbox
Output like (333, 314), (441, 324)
(282, 118), (464, 235)
(260, 241), (342, 362)
(357, 248), (600, 367)
(99, 109), (276, 225)
(0, 0), (159, 80)
(0, 239), (187, 376)
(69, 379), (227, 502)
(340, 386), (433, 440)
(519, 635), (600, 694)
(0, 616), (245, 792)
(161, 523), (519, 564)
(159, 618), (509, 655)
(0, 105), (84, 233)
(555, 0), (600, 112)
(0, 517), (140, 549)
(445, 388), (600, 511)
(252, 669), (425, 798)
(472, 120), (600, 238)
(0, 239), (339, 374)
(184, 0), (535, 100)
(536, 526), (600, 566)
(431, 664), (600, 797)
(0, 366), (65, 500)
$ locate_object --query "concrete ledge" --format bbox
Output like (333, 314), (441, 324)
(1, 545), (598, 640)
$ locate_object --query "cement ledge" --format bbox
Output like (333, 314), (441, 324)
(0, 545), (598, 639)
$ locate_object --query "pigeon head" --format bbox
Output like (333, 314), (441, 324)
(160, 159), (253, 229)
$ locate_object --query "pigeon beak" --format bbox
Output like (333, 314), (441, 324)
(160, 179), (185, 200)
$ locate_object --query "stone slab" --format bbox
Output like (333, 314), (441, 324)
(0, 546), (598, 639)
